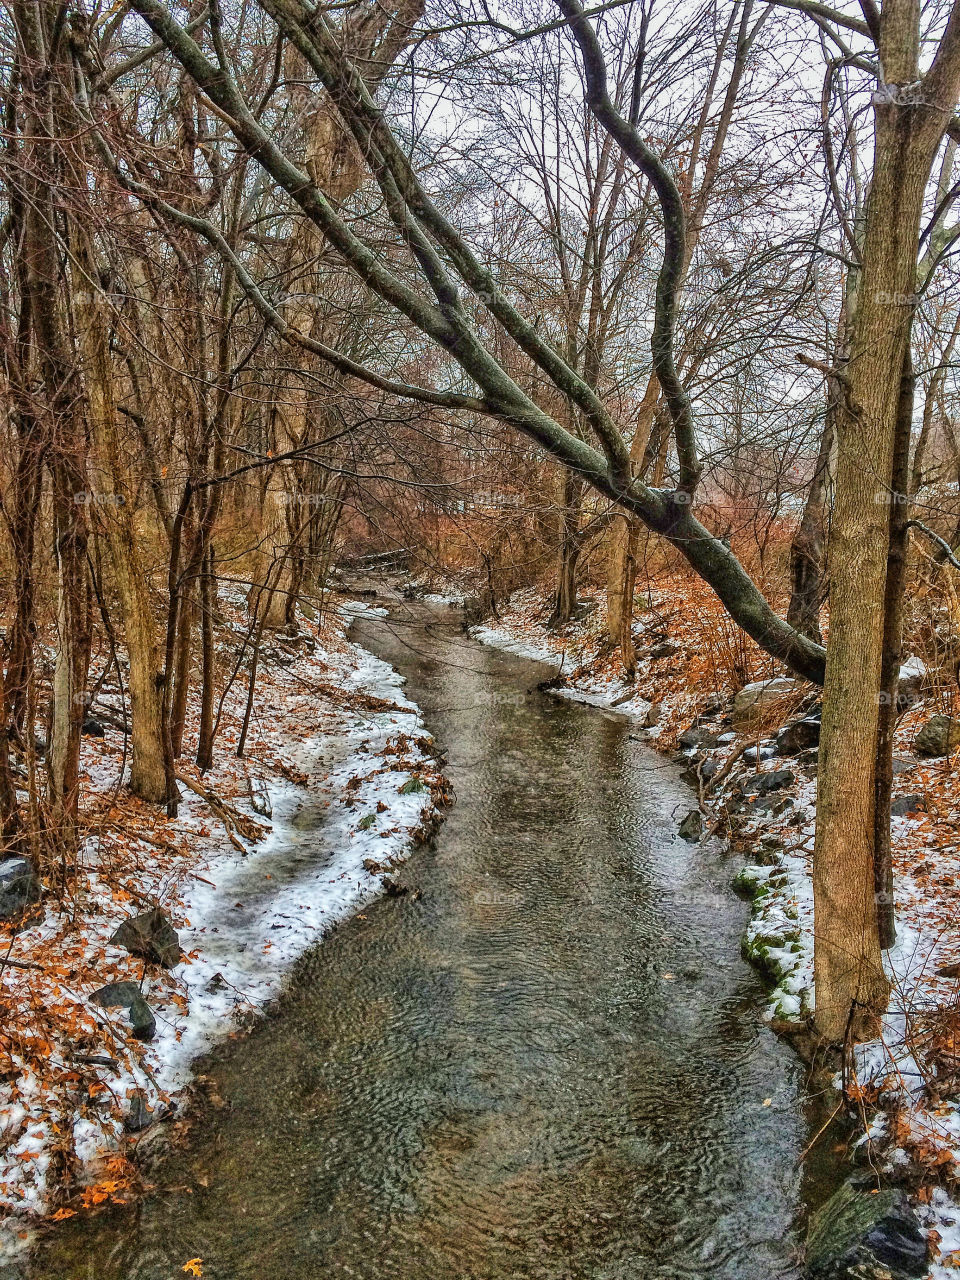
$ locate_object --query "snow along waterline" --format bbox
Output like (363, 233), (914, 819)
(0, 600), (438, 1255)
(20, 596), (838, 1279)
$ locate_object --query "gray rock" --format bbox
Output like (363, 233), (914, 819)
(742, 743), (777, 765)
(124, 1089), (156, 1133)
(732, 677), (807, 727)
(804, 1181), (927, 1279)
(890, 794), (926, 817)
(745, 795), (794, 816)
(914, 715), (960, 758)
(778, 718), (821, 755)
(0, 857), (40, 922)
(90, 982), (156, 1042)
(678, 725), (718, 750)
(700, 759), (719, 783)
(110, 907), (181, 969)
(678, 810), (703, 842)
(680, 756), (718, 787)
(743, 769), (795, 796)
(81, 717), (105, 738)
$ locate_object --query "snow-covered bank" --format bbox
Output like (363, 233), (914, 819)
(470, 580), (960, 1274)
(0, 598), (442, 1252)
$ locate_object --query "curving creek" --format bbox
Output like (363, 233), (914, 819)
(20, 599), (839, 1279)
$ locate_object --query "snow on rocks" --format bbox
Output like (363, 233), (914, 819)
(0, 599), (441, 1252)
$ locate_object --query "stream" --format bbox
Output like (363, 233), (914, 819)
(20, 598), (836, 1279)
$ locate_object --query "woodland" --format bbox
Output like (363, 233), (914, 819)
(3, 0), (960, 1267)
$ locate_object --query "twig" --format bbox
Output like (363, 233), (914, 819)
(906, 519), (960, 571)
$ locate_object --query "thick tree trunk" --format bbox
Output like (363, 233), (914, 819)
(810, 8), (960, 1039)
(73, 235), (170, 804)
(49, 464), (92, 855)
(550, 473), (583, 627)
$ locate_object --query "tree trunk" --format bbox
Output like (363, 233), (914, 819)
(73, 233), (170, 804)
(550, 473), (583, 626)
(196, 542), (217, 772)
(811, 8), (960, 1040)
(786, 399), (836, 643)
(873, 347), (915, 949)
(606, 371), (659, 645)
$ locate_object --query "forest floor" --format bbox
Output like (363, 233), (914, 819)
(463, 573), (960, 1276)
(0, 594), (444, 1254)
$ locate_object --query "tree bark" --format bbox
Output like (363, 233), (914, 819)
(873, 347), (915, 950)
(812, 0), (960, 1041)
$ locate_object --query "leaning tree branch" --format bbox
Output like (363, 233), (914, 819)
(906, 519), (960, 570)
(557, 0), (700, 497)
(117, 0), (828, 685)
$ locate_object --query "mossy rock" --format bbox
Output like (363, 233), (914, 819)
(805, 1181), (927, 1278)
(733, 866), (770, 899)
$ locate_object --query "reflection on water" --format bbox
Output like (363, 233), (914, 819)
(22, 600), (832, 1280)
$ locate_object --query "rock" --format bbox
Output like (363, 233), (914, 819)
(678, 725), (718, 750)
(382, 876), (408, 897)
(0, 857), (41, 922)
(778, 718), (821, 755)
(110, 907), (181, 969)
(299, 599), (318, 621)
(743, 769), (795, 796)
(804, 1181), (927, 1279)
(124, 1090), (156, 1133)
(732, 677), (806, 728)
(890, 794), (926, 817)
(81, 717), (105, 738)
(681, 757), (719, 788)
(744, 795), (794, 816)
(742, 743), (777, 765)
(90, 982), (156, 1042)
(642, 702), (662, 728)
(914, 715), (960, 758)
(678, 810), (703, 842)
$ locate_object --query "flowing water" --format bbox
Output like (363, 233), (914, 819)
(20, 599), (835, 1280)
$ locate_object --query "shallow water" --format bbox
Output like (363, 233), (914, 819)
(22, 600), (833, 1279)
